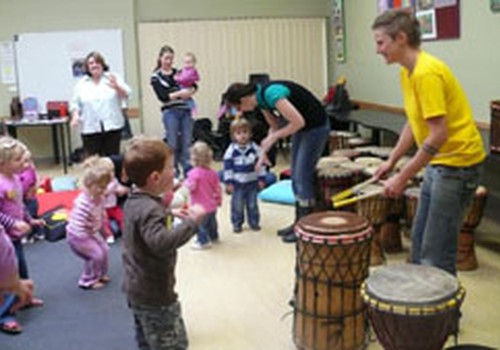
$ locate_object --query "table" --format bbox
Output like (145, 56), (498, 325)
(329, 109), (406, 144)
(5, 118), (72, 174)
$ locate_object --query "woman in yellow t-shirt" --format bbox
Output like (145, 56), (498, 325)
(371, 9), (485, 275)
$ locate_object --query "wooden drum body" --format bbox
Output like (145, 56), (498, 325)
(355, 185), (390, 266)
(293, 211), (372, 350)
(361, 264), (465, 350)
(457, 185), (488, 271)
(316, 161), (355, 210)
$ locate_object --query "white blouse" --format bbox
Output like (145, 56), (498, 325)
(70, 72), (131, 134)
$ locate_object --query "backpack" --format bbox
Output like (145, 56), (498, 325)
(42, 206), (69, 242)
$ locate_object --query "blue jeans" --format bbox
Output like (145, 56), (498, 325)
(231, 182), (260, 229)
(0, 294), (16, 326)
(13, 240), (28, 279)
(291, 122), (330, 206)
(196, 212), (219, 245)
(411, 163), (483, 275)
(130, 300), (188, 350)
(162, 108), (193, 178)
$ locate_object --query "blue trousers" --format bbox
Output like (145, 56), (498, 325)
(411, 163), (483, 275)
(231, 182), (260, 230)
(162, 108), (193, 178)
(290, 122), (330, 206)
(196, 212), (219, 245)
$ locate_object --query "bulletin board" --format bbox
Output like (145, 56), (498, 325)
(14, 29), (124, 113)
(378, 0), (460, 41)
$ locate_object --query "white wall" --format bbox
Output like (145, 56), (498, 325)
(333, 1), (500, 123)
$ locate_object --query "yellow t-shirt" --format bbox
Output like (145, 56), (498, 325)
(401, 51), (485, 167)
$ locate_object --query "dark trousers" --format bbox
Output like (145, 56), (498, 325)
(81, 129), (122, 157)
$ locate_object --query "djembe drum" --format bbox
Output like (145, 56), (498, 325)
(316, 157), (355, 210)
(361, 264), (465, 350)
(380, 196), (404, 254)
(355, 184), (390, 266)
(293, 211), (372, 350)
(403, 186), (421, 239)
(457, 185), (488, 271)
(329, 131), (359, 153)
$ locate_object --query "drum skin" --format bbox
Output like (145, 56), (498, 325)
(361, 264), (465, 350)
(293, 211), (372, 350)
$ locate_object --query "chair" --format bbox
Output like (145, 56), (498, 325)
(249, 73), (270, 85)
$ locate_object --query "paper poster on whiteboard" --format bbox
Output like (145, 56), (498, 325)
(15, 29), (124, 113)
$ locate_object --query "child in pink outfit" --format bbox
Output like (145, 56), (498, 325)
(174, 52), (200, 116)
(17, 148), (43, 242)
(183, 141), (222, 249)
(66, 156), (113, 290)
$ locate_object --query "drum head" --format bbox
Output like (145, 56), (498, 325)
(404, 187), (421, 198)
(365, 264), (459, 307)
(297, 211), (369, 236)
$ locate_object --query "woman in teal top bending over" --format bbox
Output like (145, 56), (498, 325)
(223, 80), (329, 243)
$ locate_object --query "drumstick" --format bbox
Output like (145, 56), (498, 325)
(332, 177), (378, 203)
(333, 187), (384, 209)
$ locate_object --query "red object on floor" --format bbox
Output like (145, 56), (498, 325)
(39, 177), (52, 193)
(37, 190), (80, 215)
(280, 168), (291, 180)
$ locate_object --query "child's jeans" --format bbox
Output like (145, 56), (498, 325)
(196, 211), (218, 245)
(231, 182), (259, 230)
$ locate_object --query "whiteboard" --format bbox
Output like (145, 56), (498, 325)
(15, 29), (124, 113)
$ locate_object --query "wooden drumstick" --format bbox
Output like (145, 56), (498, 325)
(332, 177), (378, 203)
(333, 187), (384, 209)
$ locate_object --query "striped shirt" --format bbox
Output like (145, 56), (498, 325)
(66, 190), (105, 239)
(223, 142), (266, 185)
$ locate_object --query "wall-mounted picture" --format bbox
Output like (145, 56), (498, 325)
(418, 0), (434, 10)
(71, 58), (85, 78)
(492, 0), (500, 12)
(416, 9), (437, 40)
(333, 0), (346, 62)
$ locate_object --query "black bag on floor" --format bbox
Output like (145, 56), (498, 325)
(41, 206), (69, 242)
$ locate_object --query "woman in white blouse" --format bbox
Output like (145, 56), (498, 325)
(70, 51), (131, 157)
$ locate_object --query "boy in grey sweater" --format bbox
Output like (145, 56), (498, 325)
(121, 136), (206, 350)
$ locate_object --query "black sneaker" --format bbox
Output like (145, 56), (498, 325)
(233, 227), (242, 234)
(282, 232), (297, 243)
(277, 224), (294, 236)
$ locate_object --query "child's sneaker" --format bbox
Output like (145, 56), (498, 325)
(250, 225), (261, 231)
(191, 240), (212, 250)
(106, 236), (115, 245)
(233, 227), (242, 234)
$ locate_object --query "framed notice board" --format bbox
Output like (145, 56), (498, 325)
(378, 0), (460, 41)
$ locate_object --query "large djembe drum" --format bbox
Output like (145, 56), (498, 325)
(316, 157), (356, 210)
(354, 184), (390, 266)
(361, 264), (465, 350)
(457, 185), (488, 271)
(293, 211), (372, 350)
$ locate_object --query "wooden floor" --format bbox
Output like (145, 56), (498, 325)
(37, 155), (500, 350)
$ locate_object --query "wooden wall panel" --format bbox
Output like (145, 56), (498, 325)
(138, 17), (327, 137)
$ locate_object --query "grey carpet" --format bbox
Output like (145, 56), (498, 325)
(0, 239), (137, 350)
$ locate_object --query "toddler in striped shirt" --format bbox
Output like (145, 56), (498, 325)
(66, 156), (113, 290)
